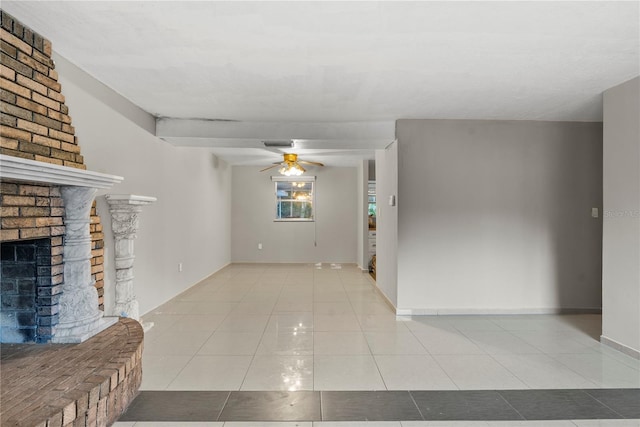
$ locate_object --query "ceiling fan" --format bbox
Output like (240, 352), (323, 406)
(260, 153), (324, 176)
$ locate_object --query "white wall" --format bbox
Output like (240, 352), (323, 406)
(602, 76), (640, 357)
(395, 120), (603, 314)
(231, 166), (357, 263)
(357, 160), (370, 271)
(55, 54), (231, 316)
(375, 142), (398, 307)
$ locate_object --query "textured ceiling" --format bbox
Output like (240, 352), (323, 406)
(3, 1), (639, 165)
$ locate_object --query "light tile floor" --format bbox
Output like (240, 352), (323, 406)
(113, 420), (640, 426)
(138, 263), (639, 393)
(116, 263), (640, 426)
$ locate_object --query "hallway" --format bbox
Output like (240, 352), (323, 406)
(114, 263), (639, 425)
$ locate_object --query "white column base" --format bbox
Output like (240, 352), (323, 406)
(52, 316), (118, 344)
(113, 300), (140, 321)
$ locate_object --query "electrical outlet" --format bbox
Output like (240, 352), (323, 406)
(178, 262), (183, 272)
(258, 243), (263, 250)
(591, 208), (599, 218)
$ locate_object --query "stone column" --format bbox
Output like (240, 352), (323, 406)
(53, 187), (117, 343)
(105, 195), (156, 331)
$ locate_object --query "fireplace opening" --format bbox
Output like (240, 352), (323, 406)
(0, 238), (59, 343)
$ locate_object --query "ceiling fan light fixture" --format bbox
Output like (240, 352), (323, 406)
(279, 163), (305, 176)
(260, 152), (322, 174)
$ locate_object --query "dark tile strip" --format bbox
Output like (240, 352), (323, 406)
(119, 389), (640, 422)
(321, 391), (422, 421)
(584, 389), (640, 418)
(119, 391), (230, 421)
(497, 389), (622, 420)
(411, 390), (524, 421)
(218, 391), (321, 421)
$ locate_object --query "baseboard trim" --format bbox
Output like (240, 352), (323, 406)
(600, 335), (640, 360)
(141, 262), (231, 317)
(395, 307), (602, 316)
(364, 275), (397, 313)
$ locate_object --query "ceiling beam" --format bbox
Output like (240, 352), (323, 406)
(155, 118), (395, 149)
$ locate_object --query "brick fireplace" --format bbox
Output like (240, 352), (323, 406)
(0, 10), (121, 343)
(1, 155), (123, 345)
(0, 11), (142, 426)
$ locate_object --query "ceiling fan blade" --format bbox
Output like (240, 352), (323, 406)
(259, 164), (281, 172)
(298, 160), (325, 167)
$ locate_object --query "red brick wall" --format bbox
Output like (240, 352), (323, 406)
(0, 10), (105, 309)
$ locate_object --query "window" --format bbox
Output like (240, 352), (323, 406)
(273, 177), (315, 221)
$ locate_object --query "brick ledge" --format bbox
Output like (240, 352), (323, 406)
(0, 317), (143, 427)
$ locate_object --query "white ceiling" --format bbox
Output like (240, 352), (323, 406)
(4, 1), (639, 166)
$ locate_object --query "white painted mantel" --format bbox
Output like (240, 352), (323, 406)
(0, 154), (124, 188)
(0, 154), (124, 343)
(104, 194), (156, 331)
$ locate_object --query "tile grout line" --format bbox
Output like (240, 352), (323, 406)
(403, 317), (463, 391)
(494, 389), (528, 421)
(547, 351), (606, 388)
(352, 276), (381, 388)
(582, 389), (629, 420)
(159, 274), (239, 391)
(236, 270), (279, 392)
(312, 268), (316, 392)
(161, 352), (198, 391)
(341, 264), (390, 391)
(424, 348), (463, 391)
(406, 390), (426, 421)
(215, 391), (233, 422)
(483, 348), (533, 390)
(495, 326), (603, 389)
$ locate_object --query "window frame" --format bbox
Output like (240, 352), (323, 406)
(272, 176), (316, 222)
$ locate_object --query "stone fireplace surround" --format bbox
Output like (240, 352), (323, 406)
(0, 156), (146, 427)
(0, 153), (122, 343)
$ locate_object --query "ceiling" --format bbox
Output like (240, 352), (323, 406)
(4, 1), (639, 166)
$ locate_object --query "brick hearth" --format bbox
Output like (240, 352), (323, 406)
(0, 317), (143, 427)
